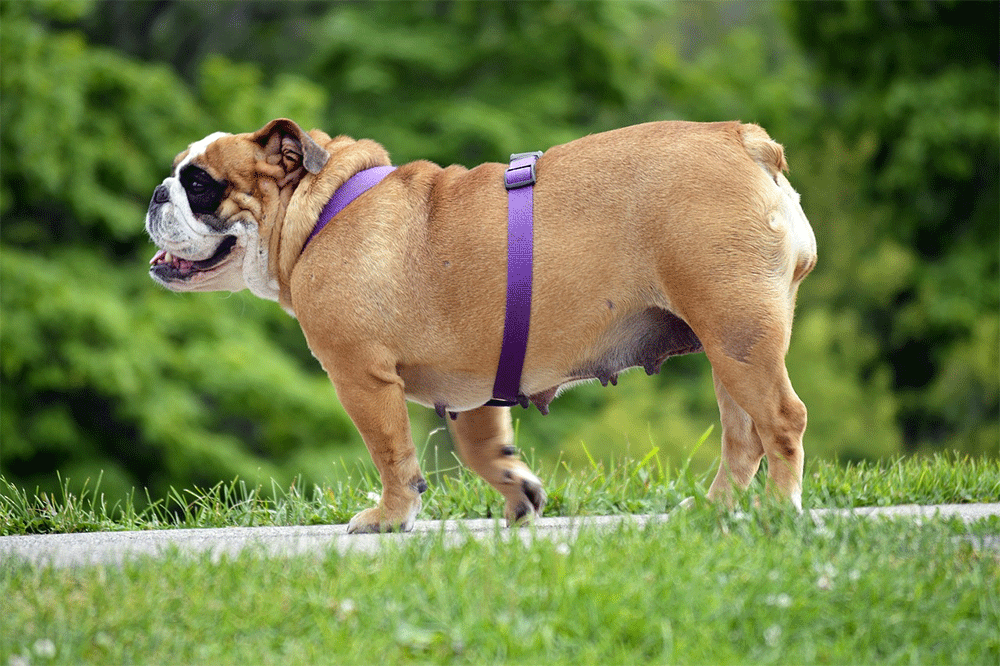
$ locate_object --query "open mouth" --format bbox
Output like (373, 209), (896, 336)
(149, 236), (237, 281)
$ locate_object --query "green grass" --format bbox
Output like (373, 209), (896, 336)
(1, 450), (998, 535)
(3, 506), (998, 665)
(2, 453), (999, 665)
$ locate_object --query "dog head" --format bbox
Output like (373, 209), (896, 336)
(145, 119), (330, 300)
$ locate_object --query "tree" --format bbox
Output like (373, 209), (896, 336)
(1, 0), (356, 501)
(786, 0), (999, 454)
(2, 0), (995, 509)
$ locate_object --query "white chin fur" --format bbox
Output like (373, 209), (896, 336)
(239, 225), (280, 302)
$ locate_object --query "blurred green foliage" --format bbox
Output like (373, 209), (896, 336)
(1, 0), (996, 503)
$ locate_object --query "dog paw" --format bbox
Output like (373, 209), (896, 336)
(502, 470), (547, 527)
(347, 499), (420, 534)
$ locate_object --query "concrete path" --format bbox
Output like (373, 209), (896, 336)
(2, 503), (998, 568)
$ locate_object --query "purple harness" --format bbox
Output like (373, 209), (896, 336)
(485, 151), (542, 408)
(305, 152), (541, 412)
(304, 165), (398, 249)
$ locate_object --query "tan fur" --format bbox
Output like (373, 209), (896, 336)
(151, 119), (817, 532)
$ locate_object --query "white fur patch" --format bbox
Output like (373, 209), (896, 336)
(518, 468), (543, 489)
(776, 175), (817, 287)
(174, 132), (231, 175)
(791, 490), (803, 513)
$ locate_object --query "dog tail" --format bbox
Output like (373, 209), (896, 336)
(739, 123), (788, 181)
(740, 123), (816, 284)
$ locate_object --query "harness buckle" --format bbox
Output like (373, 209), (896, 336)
(504, 151), (543, 190)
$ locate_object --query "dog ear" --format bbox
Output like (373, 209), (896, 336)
(252, 118), (330, 176)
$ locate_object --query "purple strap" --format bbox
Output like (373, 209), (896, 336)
(302, 165), (397, 252)
(303, 158), (539, 411)
(489, 151), (542, 407)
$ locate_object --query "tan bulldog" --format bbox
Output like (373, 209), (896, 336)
(145, 118), (817, 532)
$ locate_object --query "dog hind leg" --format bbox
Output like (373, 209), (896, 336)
(706, 368), (766, 505)
(447, 405), (547, 525)
(705, 335), (806, 510)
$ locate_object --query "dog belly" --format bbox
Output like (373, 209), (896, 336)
(397, 366), (493, 413)
(525, 307), (704, 413)
(399, 306), (703, 417)
(569, 307), (703, 381)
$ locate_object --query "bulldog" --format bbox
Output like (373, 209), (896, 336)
(146, 118), (816, 533)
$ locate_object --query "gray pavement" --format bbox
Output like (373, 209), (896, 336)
(2, 503), (998, 568)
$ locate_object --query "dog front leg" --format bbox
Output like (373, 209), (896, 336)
(324, 349), (426, 533)
(448, 405), (546, 525)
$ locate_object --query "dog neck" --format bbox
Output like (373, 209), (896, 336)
(301, 166), (397, 254)
(273, 136), (392, 311)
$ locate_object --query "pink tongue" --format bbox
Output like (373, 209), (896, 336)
(150, 250), (167, 266)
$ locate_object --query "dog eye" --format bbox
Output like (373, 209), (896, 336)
(183, 167), (213, 191)
(180, 165), (227, 214)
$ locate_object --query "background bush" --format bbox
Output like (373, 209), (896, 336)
(1, 0), (996, 503)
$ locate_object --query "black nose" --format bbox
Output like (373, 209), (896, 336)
(151, 185), (170, 205)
